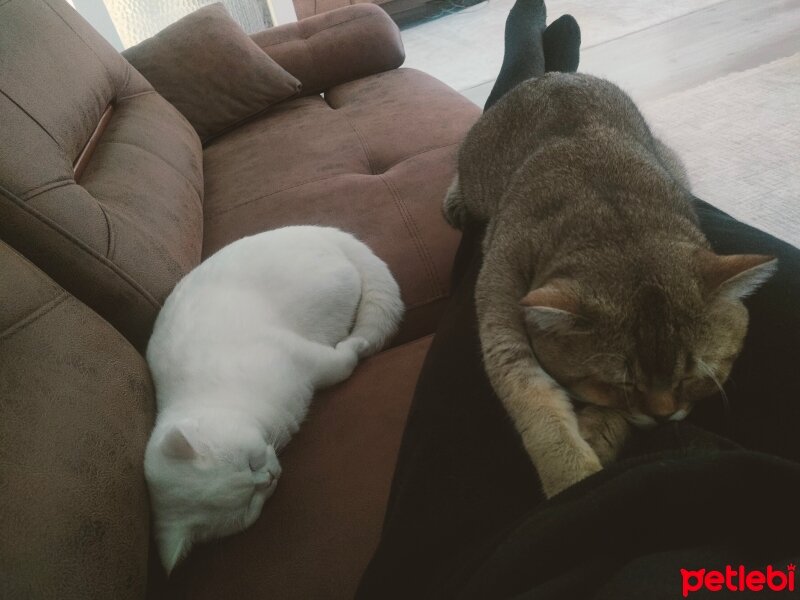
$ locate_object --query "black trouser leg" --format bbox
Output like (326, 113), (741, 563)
(357, 206), (800, 599)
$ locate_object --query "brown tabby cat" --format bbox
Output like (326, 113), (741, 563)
(445, 27), (776, 497)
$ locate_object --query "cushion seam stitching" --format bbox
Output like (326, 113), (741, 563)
(117, 90), (158, 102)
(98, 202), (114, 258)
(205, 172), (365, 218)
(255, 12), (378, 49)
(23, 183), (114, 258)
(383, 141), (460, 171)
(379, 174), (444, 297)
(0, 292), (69, 340)
(343, 118), (375, 174)
(45, 0), (118, 92)
(205, 143), (458, 218)
(0, 88), (64, 153)
(0, 183), (160, 309)
(95, 139), (203, 198)
(20, 178), (74, 201)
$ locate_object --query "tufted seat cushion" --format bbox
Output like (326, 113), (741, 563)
(0, 0), (204, 352)
(202, 68), (480, 342)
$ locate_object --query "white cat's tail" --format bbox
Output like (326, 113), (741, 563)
(331, 230), (404, 357)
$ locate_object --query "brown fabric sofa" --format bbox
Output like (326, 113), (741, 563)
(292, 0), (466, 27)
(0, 1), (479, 598)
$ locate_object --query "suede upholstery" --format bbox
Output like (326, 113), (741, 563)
(123, 4), (301, 143)
(250, 4), (404, 97)
(0, 1), (480, 597)
(293, 0), (393, 22)
(204, 68), (479, 342)
(152, 336), (432, 600)
(0, 241), (154, 600)
(0, 0), (204, 352)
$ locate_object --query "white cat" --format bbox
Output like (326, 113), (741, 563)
(144, 226), (404, 573)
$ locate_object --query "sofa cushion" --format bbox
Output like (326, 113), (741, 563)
(0, 240), (155, 600)
(152, 335), (432, 600)
(0, 0), (204, 352)
(202, 68), (480, 343)
(250, 4), (404, 97)
(123, 3), (301, 143)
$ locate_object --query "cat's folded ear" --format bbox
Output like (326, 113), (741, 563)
(161, 425), (197, 460)
(696, 249), (777, 300)
(158, 523), (191, 574)
(520, 279), (587, 334)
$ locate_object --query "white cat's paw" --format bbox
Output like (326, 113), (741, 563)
(337, 336), (370, 357)
(332, 337), (362, 377)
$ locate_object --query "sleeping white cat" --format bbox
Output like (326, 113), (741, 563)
(144, 226), (404, 573)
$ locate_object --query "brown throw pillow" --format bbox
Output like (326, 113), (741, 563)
(123, 3), (301, 142)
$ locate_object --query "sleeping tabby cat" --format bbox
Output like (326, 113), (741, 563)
(444, 0), (776, 497)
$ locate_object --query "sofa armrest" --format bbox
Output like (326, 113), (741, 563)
(250, 4), (405, 96)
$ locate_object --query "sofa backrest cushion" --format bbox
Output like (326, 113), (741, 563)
(123, 3), (301, 143)
(0, 0), (204, 351)
(0, 240), (155, 600)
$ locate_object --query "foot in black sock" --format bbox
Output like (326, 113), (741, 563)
(543, 14), (581, 73)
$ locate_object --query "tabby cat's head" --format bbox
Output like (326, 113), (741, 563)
(522, 248), (776, 427)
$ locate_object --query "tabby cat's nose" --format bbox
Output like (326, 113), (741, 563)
(644, 389), (676, 419)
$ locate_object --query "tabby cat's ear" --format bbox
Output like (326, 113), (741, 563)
(696, 249), (777, 300)
(520, 280), (585, 334)
(161, 426), (197, 460)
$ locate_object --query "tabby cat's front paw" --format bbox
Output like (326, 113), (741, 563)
(538, 448), (602, 498)
(442, 176), (467, 229)
(577, 406), (630, 466)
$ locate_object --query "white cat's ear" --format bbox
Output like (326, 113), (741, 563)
(160, 426), (197, 461)
(158, 524), (192, 574)
(520, 280), (585, 334)
(697, 250), (777, 300)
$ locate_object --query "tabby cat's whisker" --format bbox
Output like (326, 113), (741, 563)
(697, 358), (730, 415)
(582, 353), (627, 366)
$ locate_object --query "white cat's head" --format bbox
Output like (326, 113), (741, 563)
(144, 410), (281, 573)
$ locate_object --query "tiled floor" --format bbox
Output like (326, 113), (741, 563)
(402, 0), (723, 93)
(402, 0), (800, 247)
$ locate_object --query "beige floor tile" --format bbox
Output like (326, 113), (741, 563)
(405, 0), (800, 246)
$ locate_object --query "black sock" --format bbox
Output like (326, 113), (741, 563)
(543, 14), (581, 73)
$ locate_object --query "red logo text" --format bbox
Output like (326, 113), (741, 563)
(681, 565), (796, 597)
